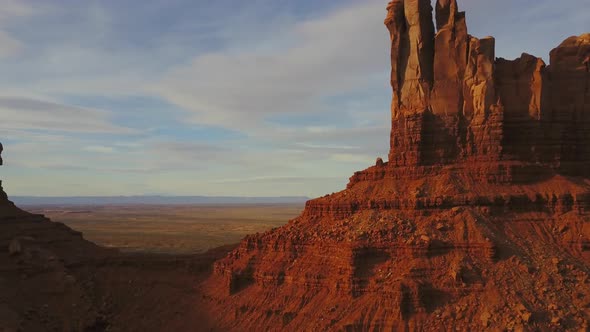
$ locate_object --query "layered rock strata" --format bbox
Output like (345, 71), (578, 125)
(203, 1), (590, 330)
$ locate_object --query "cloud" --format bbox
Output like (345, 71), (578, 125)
(331, 153), (378, 164)
(146, 141), (231, 169)
(294, 143), (360, 151)
(208, 175), (342, 184)
(2, 0), (586, 197)
(444, 0), (590, 60)
(84, 145), (115, 154)
(152, 0), (389, 132)
(0, 31), (23, 57)
(0, 97), (134, 134)
(0, 0), (39, 59)
(0, 0), (36, 20)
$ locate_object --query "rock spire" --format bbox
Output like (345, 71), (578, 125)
(385, 1), (590, 174)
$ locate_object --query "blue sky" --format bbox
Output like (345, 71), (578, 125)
(0, 0), (588, 196)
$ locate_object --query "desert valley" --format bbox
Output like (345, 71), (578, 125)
(1, 0), (590, 331)
(24, 204), (302, 254)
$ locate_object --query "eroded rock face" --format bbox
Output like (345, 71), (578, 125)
(203, 1), (590, 330)
(386, 0), (435, 166)
(386, 2), (590, 171)
(543, 34), (590, 174)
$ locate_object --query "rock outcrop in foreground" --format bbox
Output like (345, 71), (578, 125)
(203, 1), (590, 330)
(0, 146), (228, 331)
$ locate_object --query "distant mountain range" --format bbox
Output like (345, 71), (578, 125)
(10, 195), (309, 206)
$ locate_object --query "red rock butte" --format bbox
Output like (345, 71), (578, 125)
(384, 0), (590, 177)
(1, 0), (589, 330)
(201, 0), (590, 330)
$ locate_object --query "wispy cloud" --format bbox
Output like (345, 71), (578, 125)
(0, 31), (23, 58)
(84, 145), (115, 154)
(0, 0), (36, 20)
(0, 97), (134, 134)
(209, 175), (343, 184)
(445, 0), (590, 61)
(152, 0), (389, 132)
(0, 0), (39, 58)
(0, 0), (586, 196)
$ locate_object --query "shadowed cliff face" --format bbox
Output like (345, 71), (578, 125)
(0, 143), (4, 203)
(0, 142), (25, 216)
(0, 144), (31, 217)
(202, 1), (590, 331)
(0, 142), (109, 330)
(0, 142), (229, 331)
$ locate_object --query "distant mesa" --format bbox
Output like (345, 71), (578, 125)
(10, 195), (310, 206)
(201, 1), (590, 330)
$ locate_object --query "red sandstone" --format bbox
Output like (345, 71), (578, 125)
(201, 1), (590, 330)
(0, 0), (589, 330)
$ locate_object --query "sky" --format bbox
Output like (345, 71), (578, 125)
(0, 0), (588, 197)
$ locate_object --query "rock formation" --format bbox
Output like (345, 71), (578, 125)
(0, 142), (111, 330)
(0, 142), (28, 218)
(0, 143), (228, 331)
(201, 1), (590, 330)
(385, 0), (590, 174)
(0, 1), (588, 330)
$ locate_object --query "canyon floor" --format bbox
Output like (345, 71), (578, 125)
(1, 203), (301, 331)
(23, 204), (302, 254)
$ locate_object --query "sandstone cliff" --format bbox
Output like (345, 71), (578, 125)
(386, 0), (590, 173)
(202, 1), (590, 330)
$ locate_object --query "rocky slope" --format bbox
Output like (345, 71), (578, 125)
(0, 180), (233, 331)
(202, 1), (590, 330)
(0, 141), (113, 330)
(0, 147), (229, 331)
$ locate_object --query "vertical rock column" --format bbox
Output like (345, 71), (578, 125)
(385, 0), (503, 166)
(386, 0), (435, 166)
(462, 36), (503, 160)
(430, 0), (503, 163)
(428, 0), (468, 162)
(495, 54), (545, 161)
(542, 34), (590, 174)
(385, 1), (589, 172)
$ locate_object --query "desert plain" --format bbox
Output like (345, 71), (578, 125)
(23, 204), (303, 254)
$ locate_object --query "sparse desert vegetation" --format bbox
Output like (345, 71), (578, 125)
(24, 204), (303, 254)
